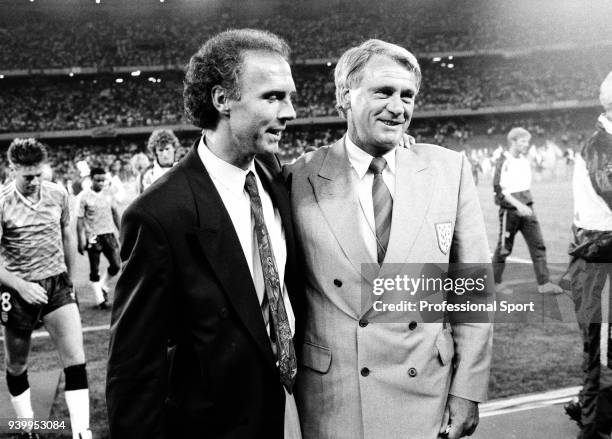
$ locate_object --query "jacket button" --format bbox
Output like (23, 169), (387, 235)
(333, 279), (342, 287)
(408, 367), (417, 377)
(220, 308), (228, 318)
(359, 319), (368, 328)
(409, 321), (417, 330)
(361, 367), (370, 377)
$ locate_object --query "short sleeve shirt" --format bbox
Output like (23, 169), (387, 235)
(77, 187), (116, 238)
(0, 181), (70, 281)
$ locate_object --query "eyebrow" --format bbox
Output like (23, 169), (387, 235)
(373, 86), (395, 94)
(373, 86), (416, 96)
(265, 87), (297, 96)
(262, 90), (287, 98)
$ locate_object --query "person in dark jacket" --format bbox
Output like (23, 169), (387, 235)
(492, 127), (563, 295)
(106, 29), (303, 439)
(567, 70), (612, 439)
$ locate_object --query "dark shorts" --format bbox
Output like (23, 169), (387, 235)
(0, 272), (77, 333)
(87, 233), (121, 281)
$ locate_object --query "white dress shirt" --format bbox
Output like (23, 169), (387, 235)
(197, 137), (295, 336)
(345, 136), (397, 263)
(197, 138), (301, 439)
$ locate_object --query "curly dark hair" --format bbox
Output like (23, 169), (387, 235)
(7, 138), (48, 166)
(183, 28), (290, 130)
(146, 129), (180, 154)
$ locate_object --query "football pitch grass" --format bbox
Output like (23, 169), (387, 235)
(0, 174), (582, 438)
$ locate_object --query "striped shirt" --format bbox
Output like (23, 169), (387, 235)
(0, 181), (70, 281)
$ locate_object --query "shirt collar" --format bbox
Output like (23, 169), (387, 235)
(198, 136), (256, 198)
(11, 180), (43, 207)
(345, 136), (397, 180)
(598, 114), (612, 135)
(153, 159), (173, 173)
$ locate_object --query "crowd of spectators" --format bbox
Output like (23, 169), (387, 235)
(0, 75), (184, 133)
(0, 105), (593, 193)
(0, 0), (606, 177)
(1, 110), (590, 190)
(1, 53), (604, 134)
(1, 0), (610, 69)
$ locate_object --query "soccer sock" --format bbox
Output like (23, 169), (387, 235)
(6, 369), (29, 397)
(100, 270), (116, 293)
(7, 370), (34, 431)
(90, 281), (105, 304)
(10, 389), (34, 431)
(64, 364), (90, 439)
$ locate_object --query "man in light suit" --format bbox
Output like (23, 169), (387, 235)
(106, 29), (303, 438)
(287, 39), (493, 439)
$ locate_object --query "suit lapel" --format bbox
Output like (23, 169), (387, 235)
(383, 145), (433, 266)
(182, 143), (277, 371)
(309, 138), (377, 286)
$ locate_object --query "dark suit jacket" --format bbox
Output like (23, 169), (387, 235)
(106, 142), (303, 439)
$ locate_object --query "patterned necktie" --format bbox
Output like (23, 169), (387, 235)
(244, 171), (297, 392)
(369, 157), (393, 264)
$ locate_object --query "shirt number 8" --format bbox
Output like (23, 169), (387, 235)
(1, 292), (12, 312)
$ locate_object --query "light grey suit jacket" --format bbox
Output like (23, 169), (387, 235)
(287, 137), (493, 439)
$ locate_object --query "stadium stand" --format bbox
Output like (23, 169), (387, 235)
(1, 51), (609, 134)
(0, 0), (610, 180)
(0, 0), (610, 67)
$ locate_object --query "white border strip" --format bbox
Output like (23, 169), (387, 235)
(481, 386), (580, 418)
(601, 276), (610, 366)
(507, 256), (568, 272)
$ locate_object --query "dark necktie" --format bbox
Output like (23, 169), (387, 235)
(244, 171), (297, 392)
(369, 157), (393, 264)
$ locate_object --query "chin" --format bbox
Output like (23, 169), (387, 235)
(375, 135), (401, 148)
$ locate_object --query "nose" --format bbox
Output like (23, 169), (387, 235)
(279, 98), (296, 122)
(30, 176), (41, 187)
(386, 95), (404, 116)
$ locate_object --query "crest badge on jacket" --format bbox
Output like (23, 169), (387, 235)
(435, 221), (453, 254)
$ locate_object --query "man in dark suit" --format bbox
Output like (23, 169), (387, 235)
(106, 29), (302, 439)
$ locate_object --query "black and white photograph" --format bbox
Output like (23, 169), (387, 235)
(0, 0), (611, 438)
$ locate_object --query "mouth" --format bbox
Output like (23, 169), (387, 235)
(266, 128), (284, 140)
(379, 120), (404, 127)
